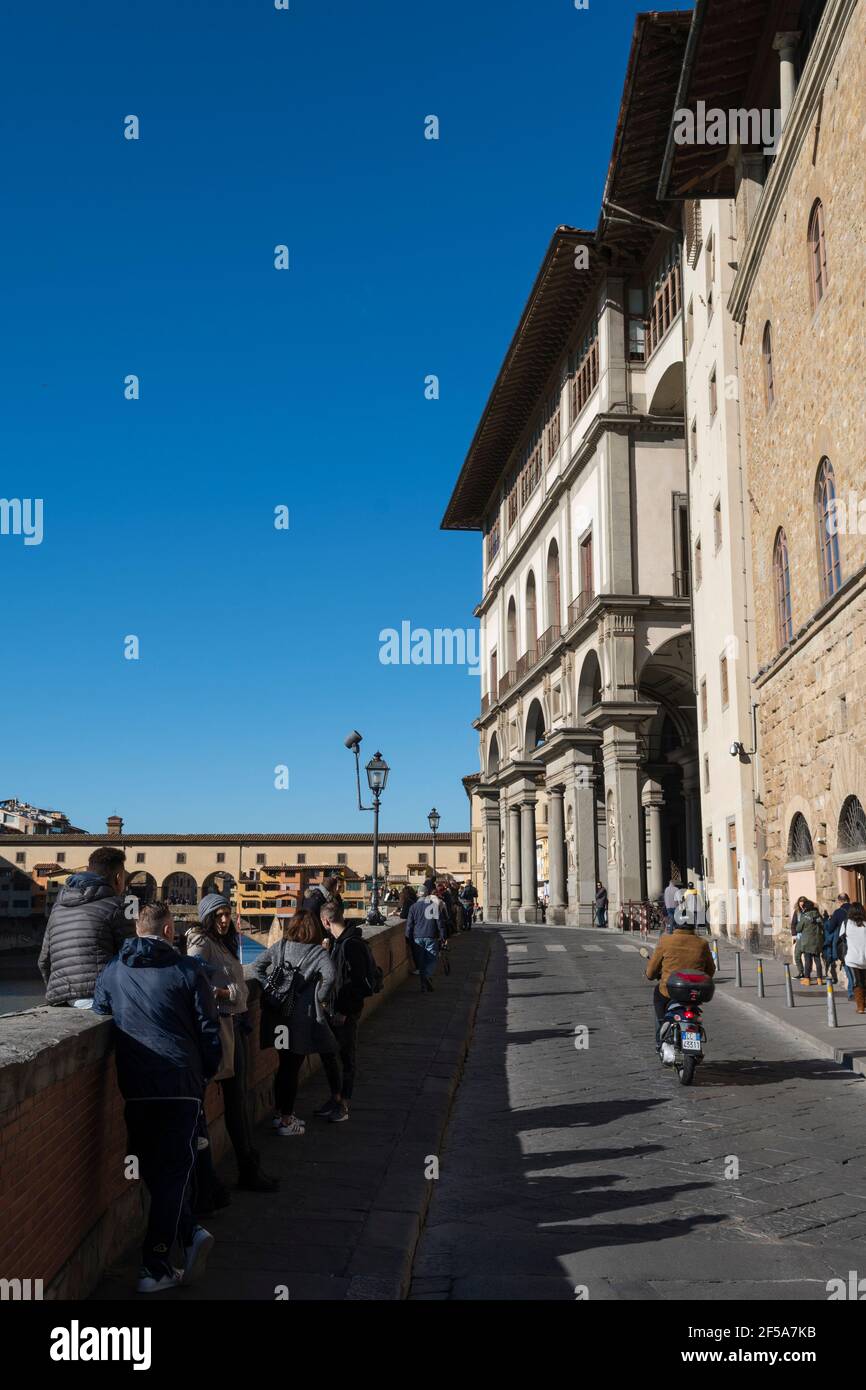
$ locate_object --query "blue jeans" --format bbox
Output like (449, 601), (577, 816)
(413, 939), (439, 982)
(844, 964), (856, 999)
(664, 909), (676, 935)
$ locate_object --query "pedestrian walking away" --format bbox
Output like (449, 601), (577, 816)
(405, 884), (446, 992)
(91, 901), (222, 1294)
(186, 894), (279, 1197)
(662, 878), (680, 934)
(39, 845), (133, 1007)
(252, 910), (337, 1136)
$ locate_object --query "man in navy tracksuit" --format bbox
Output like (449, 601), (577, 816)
(92, 900), (222, 1293)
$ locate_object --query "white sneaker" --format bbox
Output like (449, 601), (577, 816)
(271, 1113), (283, 1129)
(181, 1226), (214, 1287)
(275, 1115), (305, 1137)
(136, 1265), (183, 1294)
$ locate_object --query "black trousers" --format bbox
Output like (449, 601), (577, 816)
(125, 1097), (200, 1276)
(274, 1051), (306, 1115)
(653, 985), (669, 1046)
(332, 1014), (360, 1100)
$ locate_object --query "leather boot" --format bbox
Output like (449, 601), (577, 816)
(854, 987), (866, 1015)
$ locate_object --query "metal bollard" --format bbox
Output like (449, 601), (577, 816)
(783, 961), (795, 1008)
(735, 951), (743, 988)
(757, 958), (765, 999)
(827, 979), (838, 1029)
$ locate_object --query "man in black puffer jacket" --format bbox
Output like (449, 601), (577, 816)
(39, 845), (132, 1006)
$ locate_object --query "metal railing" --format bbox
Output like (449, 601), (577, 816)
(568, 590), (594, 625)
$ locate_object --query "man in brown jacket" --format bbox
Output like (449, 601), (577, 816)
(645, 925), (715, 1045)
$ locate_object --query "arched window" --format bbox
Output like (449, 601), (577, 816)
(773, 528), (793, 647)
(525, 571), (537, 652)
(838, 796), (866, 852)
(787, 813), (814, 862)
(762, 322), (775, 409)
(506, 598), (517, 673)
(808, 199), (828, 310)
(546, 541), (561, 632)
(816, 457), (842, 600)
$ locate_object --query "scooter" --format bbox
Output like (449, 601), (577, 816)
(639, 948), (714, 1086)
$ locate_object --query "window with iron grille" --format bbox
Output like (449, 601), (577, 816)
(838, 796), (866, 852)
(216, 852), (225, 863)
(720, 653), (729, 709)
(136, 852), (146, 863)
(808, 199), (828, 310)
(176, 853), (187, 865)
(816, 457), (842, 601)
(787, 813), (813, 861)
(773, 528), (793, 647)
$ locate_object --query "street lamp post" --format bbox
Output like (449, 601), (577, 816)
(428, 807), (441, 877)
(345, 731), (390, 925)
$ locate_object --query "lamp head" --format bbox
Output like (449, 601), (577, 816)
(344, 730), (363, 751)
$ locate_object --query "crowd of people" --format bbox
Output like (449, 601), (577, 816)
(35, 848), (477, 1294)
(790, 893), (866, 1008)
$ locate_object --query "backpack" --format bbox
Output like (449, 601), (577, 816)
(261, 939), (304, 1015)
(334, 932), (383, 1002)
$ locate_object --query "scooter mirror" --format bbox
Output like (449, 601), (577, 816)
(638, 947), (651, 959)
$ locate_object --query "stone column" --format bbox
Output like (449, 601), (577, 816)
(547, 784), (566, 924)
(602, 724), (644, 913)
(508, 803), (522, 921)
(519, 799), (539, 923)
(773, 32), (802, 132)
(481, 795), (502, 921)
(574, 752), (598, 926)
(642, 779), (665, 900)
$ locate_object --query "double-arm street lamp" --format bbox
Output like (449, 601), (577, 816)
(428, 807), (440, 877)
(345, 731), (390, 925)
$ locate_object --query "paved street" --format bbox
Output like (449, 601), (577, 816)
(410, 926), (866, 1300)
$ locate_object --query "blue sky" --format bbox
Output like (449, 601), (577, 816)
(1, 0), (688, 835)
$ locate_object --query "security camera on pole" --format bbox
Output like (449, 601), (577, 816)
(345, 731), (390, 926)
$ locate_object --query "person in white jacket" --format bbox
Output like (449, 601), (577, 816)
(840, 902), (866, 1014)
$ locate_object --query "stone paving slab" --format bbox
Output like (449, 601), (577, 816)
(91, 930), (491, 1301)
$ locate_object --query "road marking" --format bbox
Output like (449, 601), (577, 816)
(506, 944), (528, 954)
(545, 944), (567, 952)
(617, 944), (639, 953)
(582, 944), (603, 953)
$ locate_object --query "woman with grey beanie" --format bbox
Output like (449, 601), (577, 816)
(187, 893), (279, 1195)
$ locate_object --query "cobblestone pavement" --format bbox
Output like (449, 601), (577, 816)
(409, 926), (866, 1301)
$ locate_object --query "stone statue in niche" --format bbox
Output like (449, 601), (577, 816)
(607, 792), (617, 864)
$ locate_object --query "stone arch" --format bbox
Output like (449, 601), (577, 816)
(647, 360), (684, 414)
(202, 870), (237, 900)
(127, 872), (157, 907)
(524, 697), (546, 757)
(162, 871), (198, 906)
(826, 728), (866, 846)
(576, 648), (602, 718)
(787, 811), (814, 862)
(487, 732), (500, 778)
(838, 796), (866, 853)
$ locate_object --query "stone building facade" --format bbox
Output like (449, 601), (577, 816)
(661, 0), (865, 942)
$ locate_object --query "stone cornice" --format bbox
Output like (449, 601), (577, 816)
(728, 0), (859, 324)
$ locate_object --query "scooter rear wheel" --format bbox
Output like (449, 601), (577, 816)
(677, 1056), (697, 1086)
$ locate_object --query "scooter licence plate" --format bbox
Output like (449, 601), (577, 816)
(681, 1032), (702, 1052)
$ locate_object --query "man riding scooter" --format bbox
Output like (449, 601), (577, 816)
(644, 914), (716, 1047)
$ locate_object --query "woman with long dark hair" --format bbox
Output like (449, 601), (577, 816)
(252, 909), (338, 1136)
(187, 894), (279, 1194)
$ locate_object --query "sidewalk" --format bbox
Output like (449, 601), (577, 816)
(92, 930), (491, 1301)
(656, 934), (866, 1076)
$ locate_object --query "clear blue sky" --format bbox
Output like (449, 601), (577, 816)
(2, 0), (688, 835)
